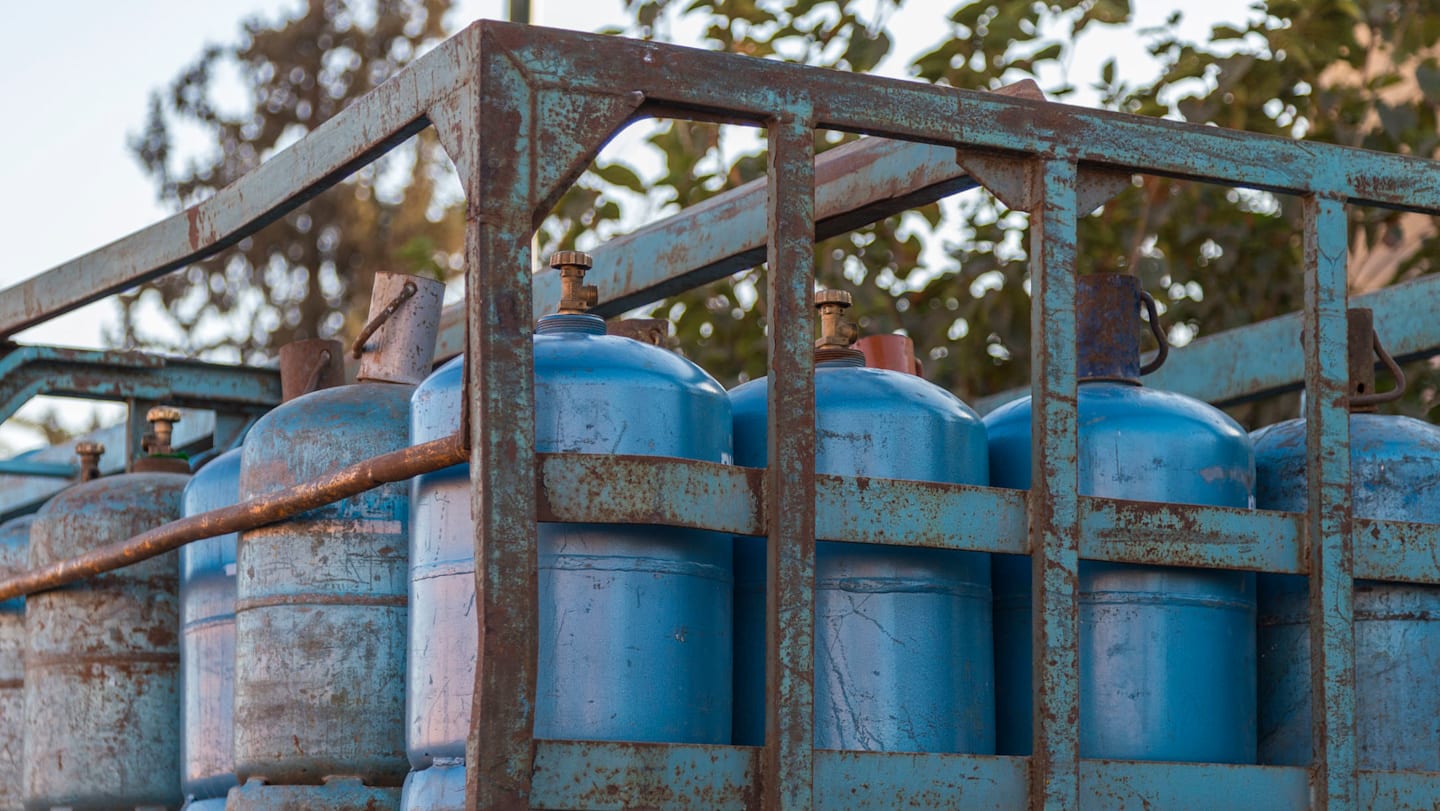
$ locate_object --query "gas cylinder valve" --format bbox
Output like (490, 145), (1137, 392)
(144, 406), (181, 456)
(552, 251), (599, 314)
(74, 441), (104, 482)
(814, 289), (859, 349)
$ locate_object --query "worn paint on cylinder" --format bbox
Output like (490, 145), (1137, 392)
(180, 447), (241, 808)
(985, 381), (1257, 762)
(1255, 413), (1440, 769)
(233, 382), (412, 794)
(401, 314), (733, 805)
(24, 470), (187, 808)
(729, 353), (994, 752)
(0, 514), (33, 811)
(404, 357), (470, 811)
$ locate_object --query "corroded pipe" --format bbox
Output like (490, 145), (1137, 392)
(0, 432), (467, 602)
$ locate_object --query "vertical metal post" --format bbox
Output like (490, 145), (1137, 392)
(764, 111), (817, 811)
(1302, 193), (1355, 810)
(466, 60), (539, 811)
(1028, 157), (1080, 811)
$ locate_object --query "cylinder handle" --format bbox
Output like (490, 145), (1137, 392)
(1351, 329), (1406, 410)
(351, 280), (418, 359)
(1138, 290), (1170, 376)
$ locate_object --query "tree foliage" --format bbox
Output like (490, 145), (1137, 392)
(132, 0), (1440, 423)
(127, 0), (462, 364)
(606, 0), (1440, 424)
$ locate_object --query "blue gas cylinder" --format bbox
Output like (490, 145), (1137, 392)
(231, 274), (441, 809)
(400, 253), (734, 809)
(1255, 309), (1440, 769)
(985, 274), (1256, 762)
(25, 422), (189, 808)
(0, 513), (33, 811)
(180, 447), (241, 810)
(729, 290), (993, 752)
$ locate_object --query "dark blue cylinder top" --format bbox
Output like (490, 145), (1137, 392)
(180, 447), (242, 804)
(985, 381), (1256, 762)
(729, 359), (994, 752)
(404, 313), (734, 806)
(1254, 413), (1440, 769)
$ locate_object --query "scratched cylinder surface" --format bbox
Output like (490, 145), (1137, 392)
(985, 381), (1256, 762)
(729, 354), (994, 752)
(24, 471), (187, 809)
(1254, 413), (1440, 769)
(401, 314), (733, 806)
(234, 382), (412, 791)
(180, 448), (241, 808)
(0, 514), (33, 811)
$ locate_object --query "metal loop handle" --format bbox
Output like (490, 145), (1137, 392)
(351, 281), (418, 359)
(1138, 290), (1170, 376)
(302, 349), (333, 396)
(1352, 330), (1407, 407)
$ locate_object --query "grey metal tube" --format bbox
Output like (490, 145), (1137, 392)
(0, 432), (467, 602)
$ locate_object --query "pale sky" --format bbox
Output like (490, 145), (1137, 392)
(0, 0), (1256, 452)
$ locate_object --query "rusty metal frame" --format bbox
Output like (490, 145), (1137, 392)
(8, 20), (1440, 810)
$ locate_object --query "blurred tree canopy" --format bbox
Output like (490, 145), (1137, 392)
(132, 0), (1440, 422)
(126, 0), (461, 364)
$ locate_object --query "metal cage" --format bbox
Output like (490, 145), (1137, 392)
(6, 21), (1440, 810)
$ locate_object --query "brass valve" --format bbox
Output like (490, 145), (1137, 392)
(552, 251), (599, 314)
(75, 441), (105, 482)
(814, 289), (860, 349)
(144, 406), (182, 456)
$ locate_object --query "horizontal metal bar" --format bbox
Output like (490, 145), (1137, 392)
(815, 474), (1027, 555)
(1082, 760), (1310, 810)
(501, 23), (1440, 211)
(1359, 770), (1440, 808)
(1354, 517), (1440, 584)
(813, 751), (1027, 808)
(0, 345), (281, 427)
(531, 741), (758, 810)
(1080, 496), (1305, 574)
(0, 460), (77, 478)
(529, 742), (1332, 810)
(537, 454), (765, 536)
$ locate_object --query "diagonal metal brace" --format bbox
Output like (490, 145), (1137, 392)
(0, 343), (282, 427)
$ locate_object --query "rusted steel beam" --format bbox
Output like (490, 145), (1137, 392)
(0, 433), (465, 603)
(1027, 157), (1081, 811)
(1302, 195), (1357, 810)
(763, 113), (818, 811)
(1079, 497), (1304, 574)
(0, 345), (280, 425)
(487, 23), (1440, 211)
(537, 454), (765, 536)
(462, 31), (537, 809)
(530, 742), (760, 810)
(1353, 517), (1440, 583)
